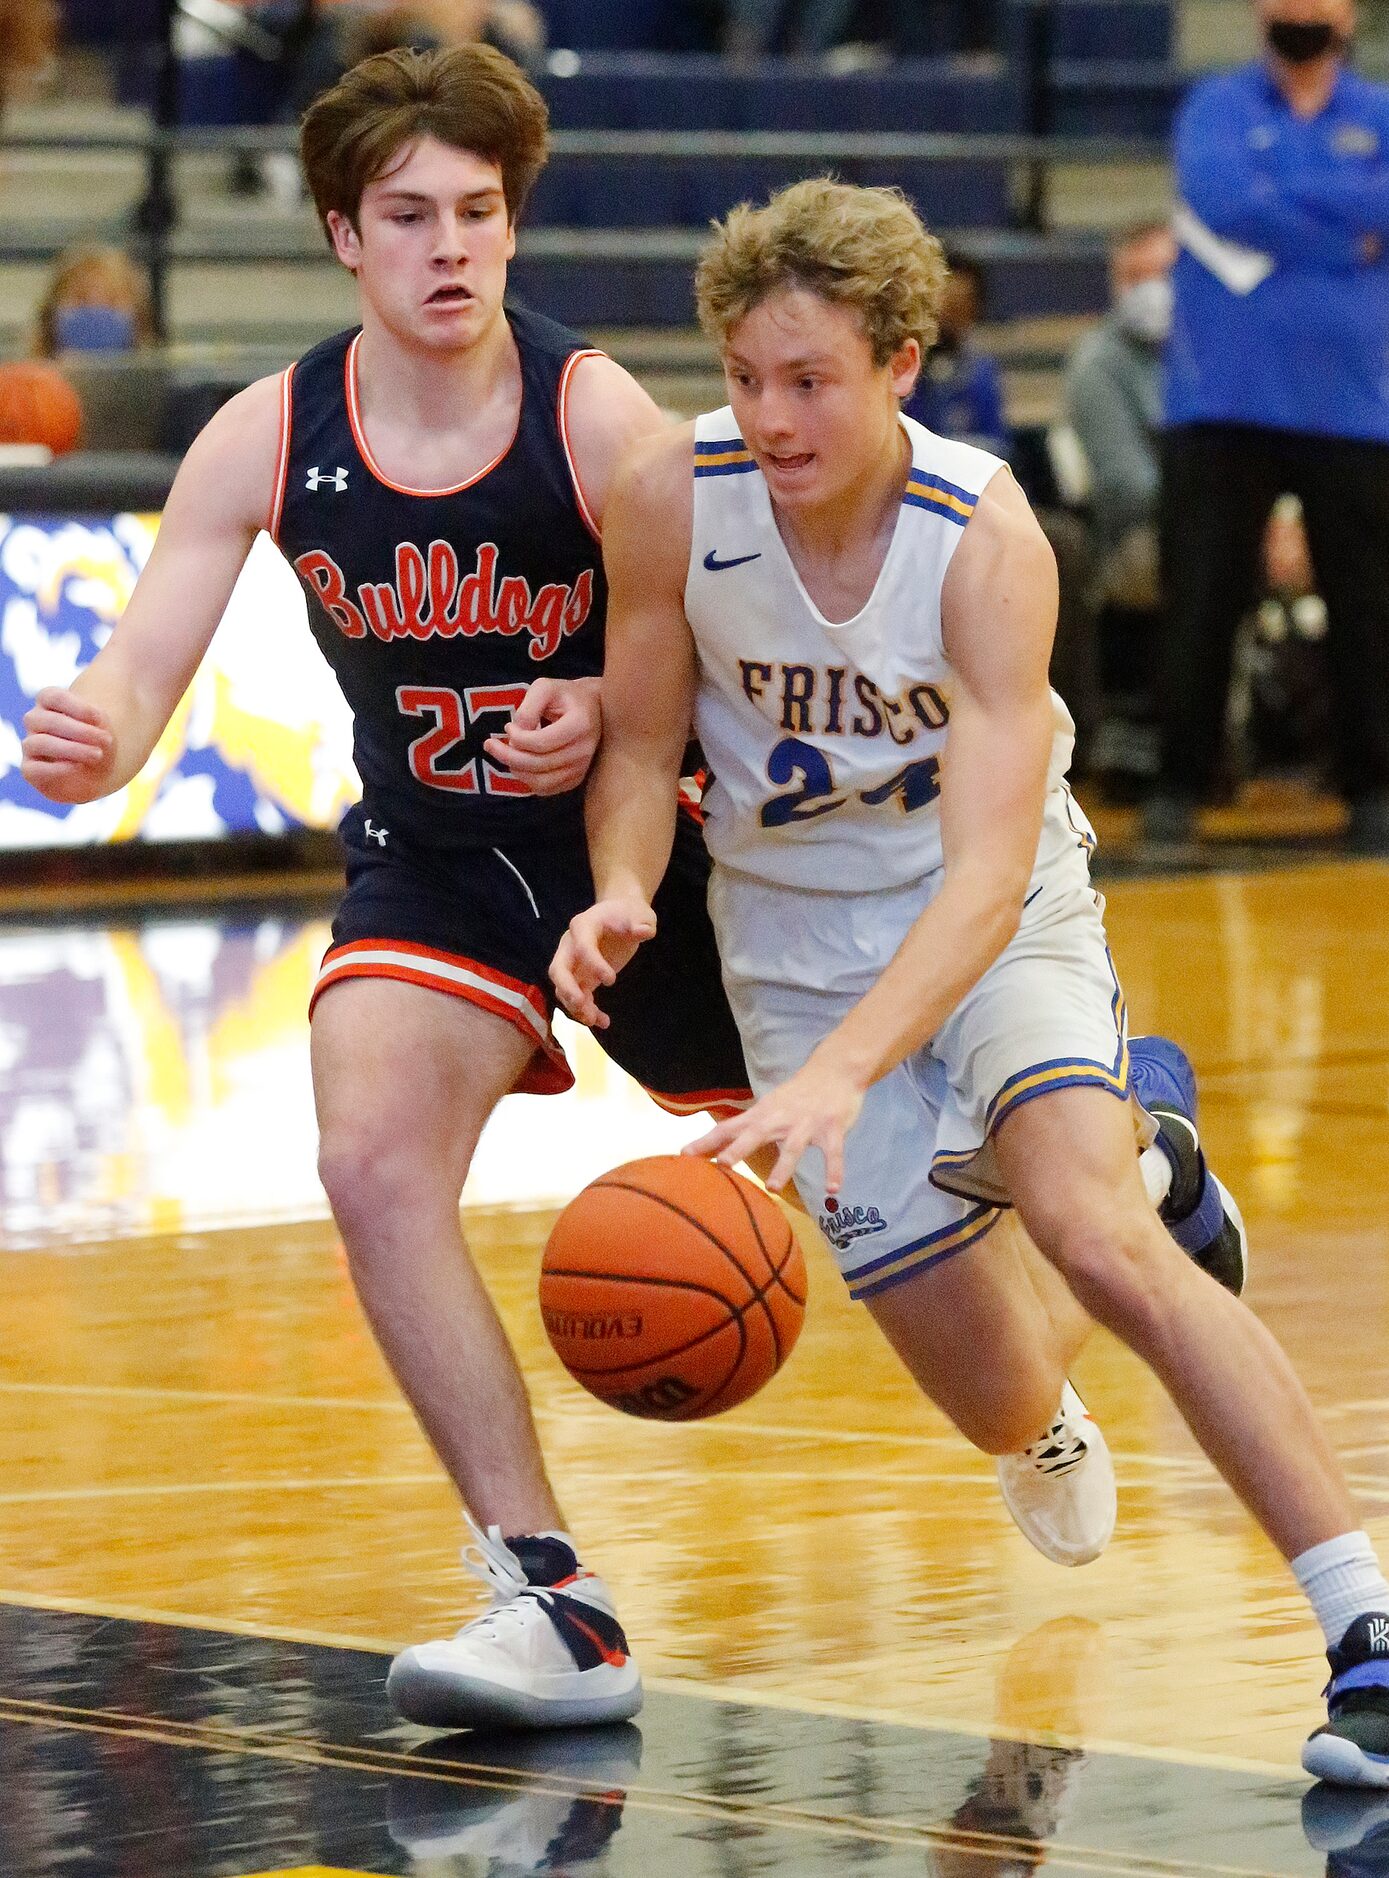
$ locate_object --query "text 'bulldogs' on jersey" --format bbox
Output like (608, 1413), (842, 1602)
(272, 304), (607, 848)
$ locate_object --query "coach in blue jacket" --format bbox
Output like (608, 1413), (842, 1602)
(1148, 0), (1389, 850)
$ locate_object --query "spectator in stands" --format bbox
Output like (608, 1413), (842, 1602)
(1059, 223), (1175, 795)
(901, 251), (1010, 457)
(1147, 0), (1389, 851)
(0, 0), (55, 118)
(242, 1), (545, 199)
(30, 247), (156, 359)
(722, 0), (995, 58)
(1066, 222), (1174, 616)
(903, 252), (1100, 775)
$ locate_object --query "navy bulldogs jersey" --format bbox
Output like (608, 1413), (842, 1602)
(271, 304), (606, 846)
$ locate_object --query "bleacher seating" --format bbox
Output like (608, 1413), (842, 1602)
(24, 0), (1176, 383)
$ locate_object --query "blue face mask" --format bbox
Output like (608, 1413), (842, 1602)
(53, 304), (138, 354)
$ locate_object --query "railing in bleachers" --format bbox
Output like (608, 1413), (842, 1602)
(1, 121), (1168, 333)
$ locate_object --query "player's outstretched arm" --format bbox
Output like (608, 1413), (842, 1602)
(689, 468), (1058, 1194)
(550, 425), (697, 1027)
(20, 376), (283, 805)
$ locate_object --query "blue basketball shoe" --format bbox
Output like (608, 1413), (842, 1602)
(1128, 1035), (1248, 1296)
(1303, 1614), (1389, 1790)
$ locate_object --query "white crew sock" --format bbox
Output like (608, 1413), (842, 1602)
(1292, 1530), (1389, 1648)
(1139, 1142), (1173, 1210)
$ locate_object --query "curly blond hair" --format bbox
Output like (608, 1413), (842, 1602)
(695, 177), (948, 366)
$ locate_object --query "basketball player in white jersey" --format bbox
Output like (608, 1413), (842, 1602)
(553, 179), (1389, 1787)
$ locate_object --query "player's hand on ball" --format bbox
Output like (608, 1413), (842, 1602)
(551, 897), (657, 1029)
(20, 687), (117, 803)
(484, 675), (602, 795)
(687, 1049), (866, 1200)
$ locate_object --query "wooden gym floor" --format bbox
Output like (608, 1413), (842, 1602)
(0, 851), (1386, 1877)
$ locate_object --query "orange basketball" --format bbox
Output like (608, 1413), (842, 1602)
(0, 362), (83, 456)
(540, 1155), (806, 1420)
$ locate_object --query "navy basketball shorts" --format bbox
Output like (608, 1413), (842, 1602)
(312, 802), (752, 1120)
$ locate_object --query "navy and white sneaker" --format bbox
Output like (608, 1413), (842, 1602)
(1129, 1034), (1248, 1296)
(1303, 1614), (1389, 1790)
(387, 1517), (643, 1731)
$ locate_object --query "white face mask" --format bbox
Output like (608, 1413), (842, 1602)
(1115, 275), (1174, 346)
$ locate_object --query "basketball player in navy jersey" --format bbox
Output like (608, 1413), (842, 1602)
(18, 43), (752, 1734)
(554, 179), (1389, 1785)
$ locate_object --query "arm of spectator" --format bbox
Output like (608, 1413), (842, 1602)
(1272, 120), (1389, 243)
(1065, 343), (1158, 537)
(1176, 82), (1367, 268)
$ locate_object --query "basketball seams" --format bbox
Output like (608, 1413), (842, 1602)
(716, 1164), (803, 1307)
(554, 1298), (748, 1389)
(593, 1177), (771, 1294)
(542, 1254), (795, 1405)
(541, 1265), (757, 1380)
(542, 1157), (806, 1419)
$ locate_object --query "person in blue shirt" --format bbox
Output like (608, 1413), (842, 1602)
(1147, 0), (1389, 852)
(901, 251), (1012, 458)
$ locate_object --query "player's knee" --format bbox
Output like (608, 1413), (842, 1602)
(317, 1121), (471, 1243)
(1039, 1206), (1182, 1349)
(317, 1130), (391, 1234)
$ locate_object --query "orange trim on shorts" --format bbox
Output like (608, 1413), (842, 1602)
(310, 937), (573, 1094)
(643, 1085), (753, 1122)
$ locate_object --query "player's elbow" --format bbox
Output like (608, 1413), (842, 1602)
(957, 871), (1027, 961)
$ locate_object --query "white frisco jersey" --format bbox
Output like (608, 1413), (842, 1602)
(686, 409), (1077, 891)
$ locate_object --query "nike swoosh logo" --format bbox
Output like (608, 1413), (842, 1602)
(565, 1610), (629, 1668)
(703, 549), (762, 572)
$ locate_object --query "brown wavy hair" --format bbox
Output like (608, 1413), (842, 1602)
(696, 177), (948, 366)
(300, 42), (549, 235)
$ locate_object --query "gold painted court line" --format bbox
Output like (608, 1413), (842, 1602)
(0, 1697), (1301, 1878)
(238, 1869), (372, 1877)
(0, 1590), (1306, 1783)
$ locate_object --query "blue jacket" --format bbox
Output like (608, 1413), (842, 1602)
(1167, 62), (1389, 442)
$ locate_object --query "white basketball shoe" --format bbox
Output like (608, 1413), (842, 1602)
(996, 1382), (1116, 1567)
(387, 1517), (643, 1730)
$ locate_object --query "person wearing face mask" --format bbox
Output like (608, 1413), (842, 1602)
(30, 247), (155, 360)
(1066, 223), (1176, 613)
(1146, 0), (1389, 852)
(1061, 225), (1176, 794)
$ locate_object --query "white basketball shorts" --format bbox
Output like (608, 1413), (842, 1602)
(708, 797), (1151, 1302)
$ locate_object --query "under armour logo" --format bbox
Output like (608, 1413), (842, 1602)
(363, 819), (387, 846)
(1370, 1616), (1389, 1652)
(307, 466), (349, 493)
